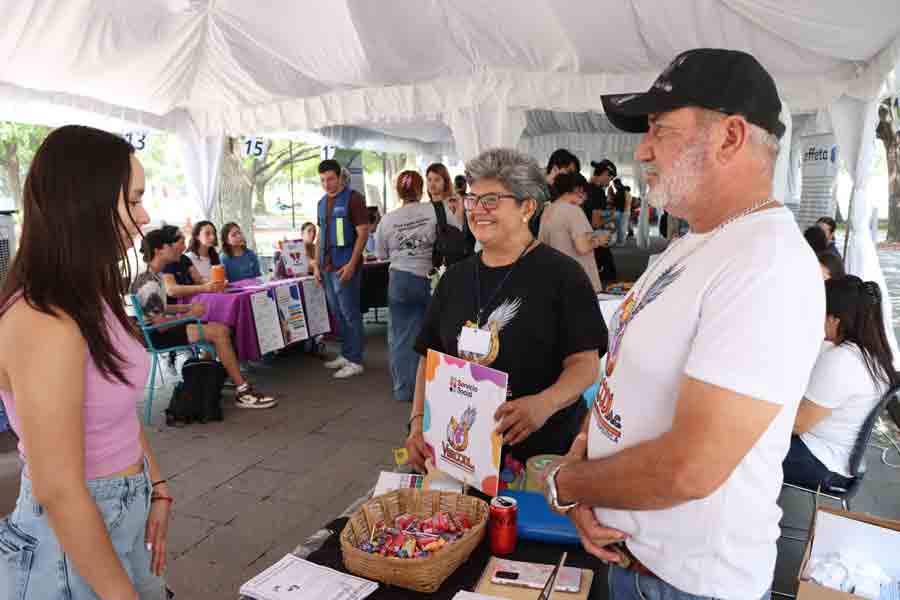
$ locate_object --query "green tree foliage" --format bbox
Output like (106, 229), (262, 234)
(0, 122), (51, 211)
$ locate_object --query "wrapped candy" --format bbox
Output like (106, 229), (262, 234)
(357, 511), (474, 558)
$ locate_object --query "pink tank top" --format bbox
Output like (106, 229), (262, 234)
(0, 301), (149, 479)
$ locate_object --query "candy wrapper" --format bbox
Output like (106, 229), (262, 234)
(358, 511), (474, 559)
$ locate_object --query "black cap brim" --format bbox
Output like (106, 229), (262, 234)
(601, 91), (691, 134)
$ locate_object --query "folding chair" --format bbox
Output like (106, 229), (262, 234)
(773, 386), (900, 598)
(129, 294), (216, 424)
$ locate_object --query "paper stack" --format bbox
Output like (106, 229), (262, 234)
(240, 554), (378, 600)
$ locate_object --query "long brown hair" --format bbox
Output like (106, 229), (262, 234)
(189, 220), (220, 265)
(426, 163), (452, 201)
(220, 222), (245, 257)
(0, 125), (139, 384)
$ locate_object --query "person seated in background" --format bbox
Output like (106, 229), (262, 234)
(538, 172), (606, 292)
(133, 228), (276, 409)
(301, 221), (318, 273)
(785, 275), (896, 490)
(220, 222), (262, 282)
(186, 220), (221, 281)
(816, 216), (841, 258)
(818, 251), (846, 281)
(804, 225), (829, 254)
(154, 225), (225, 302)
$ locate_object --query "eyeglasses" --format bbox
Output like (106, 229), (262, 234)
(462, 193), (518, 211)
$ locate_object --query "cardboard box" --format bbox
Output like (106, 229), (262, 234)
(796, 505), (900, 599)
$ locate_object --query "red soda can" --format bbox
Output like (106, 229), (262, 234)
(489, 496), (518, 555)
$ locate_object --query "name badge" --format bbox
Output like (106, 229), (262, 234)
(458, 327), (491, 357)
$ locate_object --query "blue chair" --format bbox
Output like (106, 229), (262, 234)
(129, 295), (217, 425)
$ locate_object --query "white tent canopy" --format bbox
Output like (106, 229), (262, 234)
(2, 0), (898, 144)
(2, 1), (900, 353)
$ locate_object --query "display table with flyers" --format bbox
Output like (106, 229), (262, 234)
(239, 349), (606, 600)
(192, 277), (332, 361)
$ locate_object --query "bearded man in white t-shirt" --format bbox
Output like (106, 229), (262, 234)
(539, 49), (825, 599)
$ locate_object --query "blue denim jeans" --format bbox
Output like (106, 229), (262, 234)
(323, 267), (364, 364)
(388, 269), (431, 402)
(615, 210), (627, 244)
(0, 460), (165, 599)
(782, 435), (854, 491)
(609, 565), (770, 600)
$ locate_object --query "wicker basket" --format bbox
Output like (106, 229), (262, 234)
(340, 489), (489, 593)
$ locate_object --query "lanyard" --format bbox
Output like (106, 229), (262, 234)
(474, 240), (534, 327)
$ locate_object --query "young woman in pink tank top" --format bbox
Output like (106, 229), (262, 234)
(0, 125), (170, 599)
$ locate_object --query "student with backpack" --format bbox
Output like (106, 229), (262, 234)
(374, 171), (462, 402)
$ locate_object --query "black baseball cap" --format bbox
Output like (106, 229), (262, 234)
(601, 48), (785, 139)
(590, 159), (617, 178)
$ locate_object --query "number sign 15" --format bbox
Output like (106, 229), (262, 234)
(241, 137), (270, 160)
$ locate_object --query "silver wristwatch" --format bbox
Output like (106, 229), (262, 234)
(544, 463), (579, 514)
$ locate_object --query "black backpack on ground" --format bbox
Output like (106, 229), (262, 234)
(432, 201), (471, 269)
(165, 358), (226, 425)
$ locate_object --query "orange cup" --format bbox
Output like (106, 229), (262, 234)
(210, 265), (226, 283)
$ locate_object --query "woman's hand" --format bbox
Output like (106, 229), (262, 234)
(404, 429), (431, 474)
(145, 486), (173, 577)
(570, 504), (628, 563)
(494, 395), (556, 446)
(204, 280), (227, 293)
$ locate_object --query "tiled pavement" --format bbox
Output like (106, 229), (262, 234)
(1, 279), (900, 597)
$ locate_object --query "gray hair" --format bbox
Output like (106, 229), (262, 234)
(696, 108), (779, 175)
(464, 148), (549, 207)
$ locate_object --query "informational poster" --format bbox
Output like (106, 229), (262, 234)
(796, 133), (839, 227)
(273, 283), (309, 345)
(422, 350), (508, 496)
(280, 240), (308, 277)
(250, 291), (285, 355)
(300, 278), (331, 337)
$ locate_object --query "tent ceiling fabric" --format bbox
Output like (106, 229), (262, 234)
(0, 0), (898, 138)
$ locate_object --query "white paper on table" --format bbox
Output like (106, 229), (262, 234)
(281, 241), (309, 278)
(422, 350), (507, 496)
(250, 291), (285, 355)
(273, 283), (310, 344)
(301, 278), (331, 337)
(452, 592), (506, 600)
(806, 511), (900, 580)
(240, 554), (378, 600)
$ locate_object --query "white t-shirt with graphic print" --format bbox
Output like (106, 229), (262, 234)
(587, 207), (824, 598)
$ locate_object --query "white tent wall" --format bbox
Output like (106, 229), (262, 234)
(175, 113), (224, 222)
(829, 96), (900, 362)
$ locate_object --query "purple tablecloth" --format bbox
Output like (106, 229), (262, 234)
(192, 277), (312, 361)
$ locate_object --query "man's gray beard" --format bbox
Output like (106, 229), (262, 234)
(646, 138), (707, 211)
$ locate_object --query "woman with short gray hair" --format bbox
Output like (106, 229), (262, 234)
(405, 148), (608, 478)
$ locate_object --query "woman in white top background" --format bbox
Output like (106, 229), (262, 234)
(185, 220), (221, 281)
(785, 275), (898, 490)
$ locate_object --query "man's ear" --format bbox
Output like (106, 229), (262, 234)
(715, 115), (751, 165)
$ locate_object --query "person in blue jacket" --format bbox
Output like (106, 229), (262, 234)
(315, 159), (369, 379)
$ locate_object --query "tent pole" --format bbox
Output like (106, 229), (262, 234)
(843, 185), (855, 264)
(289, 141), (295, 230)
(382, 152), (387, 213)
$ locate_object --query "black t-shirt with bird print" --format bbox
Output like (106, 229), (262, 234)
(415, 243), (609, 462)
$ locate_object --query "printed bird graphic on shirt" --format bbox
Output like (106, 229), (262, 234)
(457, 298), (521, 366)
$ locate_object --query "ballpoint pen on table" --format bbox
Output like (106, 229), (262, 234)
(538, 551), (567, 600)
